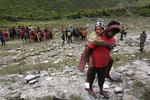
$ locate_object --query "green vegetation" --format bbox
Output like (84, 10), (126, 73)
(70, 95), (81, 100)
(141, 87), (150, 100)
(0, 0), (150, 22)
(36, 96), (52, 100)
(133, 80), (144, 88)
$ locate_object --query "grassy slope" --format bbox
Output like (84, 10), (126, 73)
(0, 0), (150, 28)
(0, 0), (150, 19)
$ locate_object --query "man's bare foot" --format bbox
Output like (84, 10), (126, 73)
(100, 91), (109, 99)
(85, 88), (96, 97)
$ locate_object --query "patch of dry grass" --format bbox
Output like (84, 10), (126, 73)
(112, 51), (150, 67)
(70, 95), (81, 100)
(133, 80), (144, 88)
(141, 87), (150, 100)
(0, 57), (78, 76)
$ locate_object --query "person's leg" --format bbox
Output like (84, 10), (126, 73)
(4, 41), (6, 45)
(85, 54), (94, 82)
(83, 36), (85, 41)
(140, 42), (144, 52)
(62, 39), (65, 45)
(71, 36), (73, 43)
(85, 66), (96, 97)
(106, 57), (114, 81)
(85, 67), (94, 83)
(120, 33), (123, 40)
(97, 67), (109, 99)
(25, 37), (27, 42)
(1, 41), (3, 46)
(1, 39), (5, 46)
(67, 37), (70, 43)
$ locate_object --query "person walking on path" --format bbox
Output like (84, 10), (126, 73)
(81, 27), (87, 41)
(0, 29), (6, 46)
(139, 30), (147, 52)
(60, 26), (66, 46)
(120, 26), (125, 41)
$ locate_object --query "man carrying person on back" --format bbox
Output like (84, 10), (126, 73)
(84, 21), (120, 99)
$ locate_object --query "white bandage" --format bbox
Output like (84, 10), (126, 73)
(85, 82), (90, 88)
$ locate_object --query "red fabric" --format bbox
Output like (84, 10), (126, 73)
(77, 46), (90, 72)
(82, 29), (87, 36)
(101, 25), (120, 34)
(3, 32), (8, 37)
(88, 34), (115, 68)
(20, 30), (23, 37)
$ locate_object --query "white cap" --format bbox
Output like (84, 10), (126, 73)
(95, 21), (104, 29)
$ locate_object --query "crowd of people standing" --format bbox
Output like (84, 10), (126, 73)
(0, 23), (147, 54)
(0, 25), (88, 46)
(0, 26), (53, 45)
(60, 25), (88, 45)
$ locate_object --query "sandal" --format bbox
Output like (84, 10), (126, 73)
(85, 88), (96, 98)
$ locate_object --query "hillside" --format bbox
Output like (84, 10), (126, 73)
(0, 18), (150, 99)
(0, 0), (150, 21)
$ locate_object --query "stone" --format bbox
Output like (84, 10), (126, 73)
(123, 89), (131, 94)
(0, 86), (4, 93)
(112, 48), (119, 53)
(126, 70), (135, 77)
(41, 60), (49, 64)
(29, 79), (38, 84)
(117, 67), (128, 73)
(122, 94), (140, 100)
(24, 75), (37, 82)
(66, 53), (73, 57)
(103, 83), (110, 89)
(110, 71), (122, 81)
(147, 72), (150, 76)
(40, 70), (48, 77)
(114, 87), (123, 93)
(45, 77), (53, 81)
(80, 92), (96, 100)
(127, 80), (134, 87)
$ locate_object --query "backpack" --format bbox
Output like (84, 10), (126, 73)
(82, 29), (87, 36)
(67, 32), (71, 37)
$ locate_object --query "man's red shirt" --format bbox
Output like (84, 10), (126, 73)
(88, 34), (115, 68)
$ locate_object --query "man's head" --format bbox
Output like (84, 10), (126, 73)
(105, 20), (121, 38)
(95, 21), (104, 30)
(95, 21), (104, 35)
(70, 25), (72, 28)
(95, 26), (104, 35)
(107, 20), (120, 27)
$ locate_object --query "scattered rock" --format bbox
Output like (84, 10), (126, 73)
(29, 79), (38, 84)
(24, 75), (37, 82)
(110, 71), (122, 81)
(41, 60), (49, 64)
(147, 72), (150, 76)
(117, 67), (128, 73)
(45, 77), (53, 81)
(122, 94), (140, 100)
(115, 87), (123, 93)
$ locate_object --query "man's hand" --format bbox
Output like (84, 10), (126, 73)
(106, 43), (116, 50)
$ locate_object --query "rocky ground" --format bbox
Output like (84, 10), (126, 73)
(0, 19), (150, 100)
